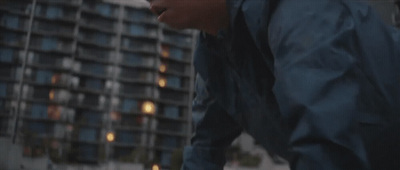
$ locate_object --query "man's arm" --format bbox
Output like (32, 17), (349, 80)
(182, 74), (242, 170)
(268, 0), (370, 169)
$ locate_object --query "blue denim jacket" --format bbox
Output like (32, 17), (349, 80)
(182, 0), (400, 169)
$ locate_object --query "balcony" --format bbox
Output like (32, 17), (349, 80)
(0, 82), (16, 99)
(121, 37), (157, 53)
(27, 51), (73, 70)
(118, 66), (153, 83)
(24, 86), (70, 104)
(81, 0), (119, 18)
(74, 109), (104, 126)
(154, 135), (184, 149)
(160, 44), (191, 63)
(68, 92), (109, 110)
(115, 130), (143, 145)
(117, 83), (152, 98)
(0, 47), (20, 64)
(0, 1), (33, 15)
(74, 76), (107, 93)
(162, 33), (193, 48)
(80, 13), (116, 32)
(157, 105), (182, 120)
(123, 22), (158, 38)
(75, 61), (112, 78)
(0, 99), (12, 118)
(70, 143), (100, 163)
(157, 89), (188, 103)
(155, 119), (185, 134)
(37, 0), (80, 6)
(0, 13), (29, 31)
(159, 60), (190, 77)
(77, 45), (114, 63)
(124, 7), (157, 24)
(35, 3), (77, 21)
(0, 66), (22, 81)
(29, 36), (73, 53)
(22, 120), (55, 137)
(24, 103), (66, 121)
(120, 52), (154, 68)
(31, 20), (74, 37)
(0, 30), (27, 47)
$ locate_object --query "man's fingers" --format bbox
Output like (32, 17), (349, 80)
(150, 5), (166, 16)
(149, 0), (169, 14)
(157, 8), (168, 22)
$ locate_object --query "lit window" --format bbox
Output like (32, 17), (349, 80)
(158, 77), (167, 88)
(47, 105), (61, 120)
(110, 111), (121, 121)
(51, 74), (61, 85)
(161, 45), (169, 58)
(159, 64), (167, 73)
(49, 89), (55, 100)
(141, 101), (155, 114)
(106, 132), (115, 142)
(152, 164), (160, 170)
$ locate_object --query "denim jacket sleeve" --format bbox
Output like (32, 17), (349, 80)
(267, 1), (377, 169)
(181, 73), (242, 170)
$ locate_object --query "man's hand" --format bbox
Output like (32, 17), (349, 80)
(149, 0), (229, 35)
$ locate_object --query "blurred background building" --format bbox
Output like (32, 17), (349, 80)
(0, 0), (196, 169)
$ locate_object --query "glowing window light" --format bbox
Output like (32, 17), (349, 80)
(159, 64), (167, 73)
(51, 74), (60, 84)
(141, 101), (155, 115)
(110, 111), (121, 121)
(106, 132), (115, 142)
(152, 164), (160, 170)
(161, 45), (170, 58)
(49, 89), (55, 100)
(158, 78), (167, 88)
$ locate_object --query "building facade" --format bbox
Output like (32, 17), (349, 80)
(0, 0), (196, 168)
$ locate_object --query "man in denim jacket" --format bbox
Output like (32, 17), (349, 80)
(149, 0), (400, 169)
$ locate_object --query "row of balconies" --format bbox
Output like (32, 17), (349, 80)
(0, 47), (190, 78)
(13, 83), (188, 108)
(21, 111), (186, 141)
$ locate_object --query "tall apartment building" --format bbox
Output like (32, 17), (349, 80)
(0, 0), (196, 168)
